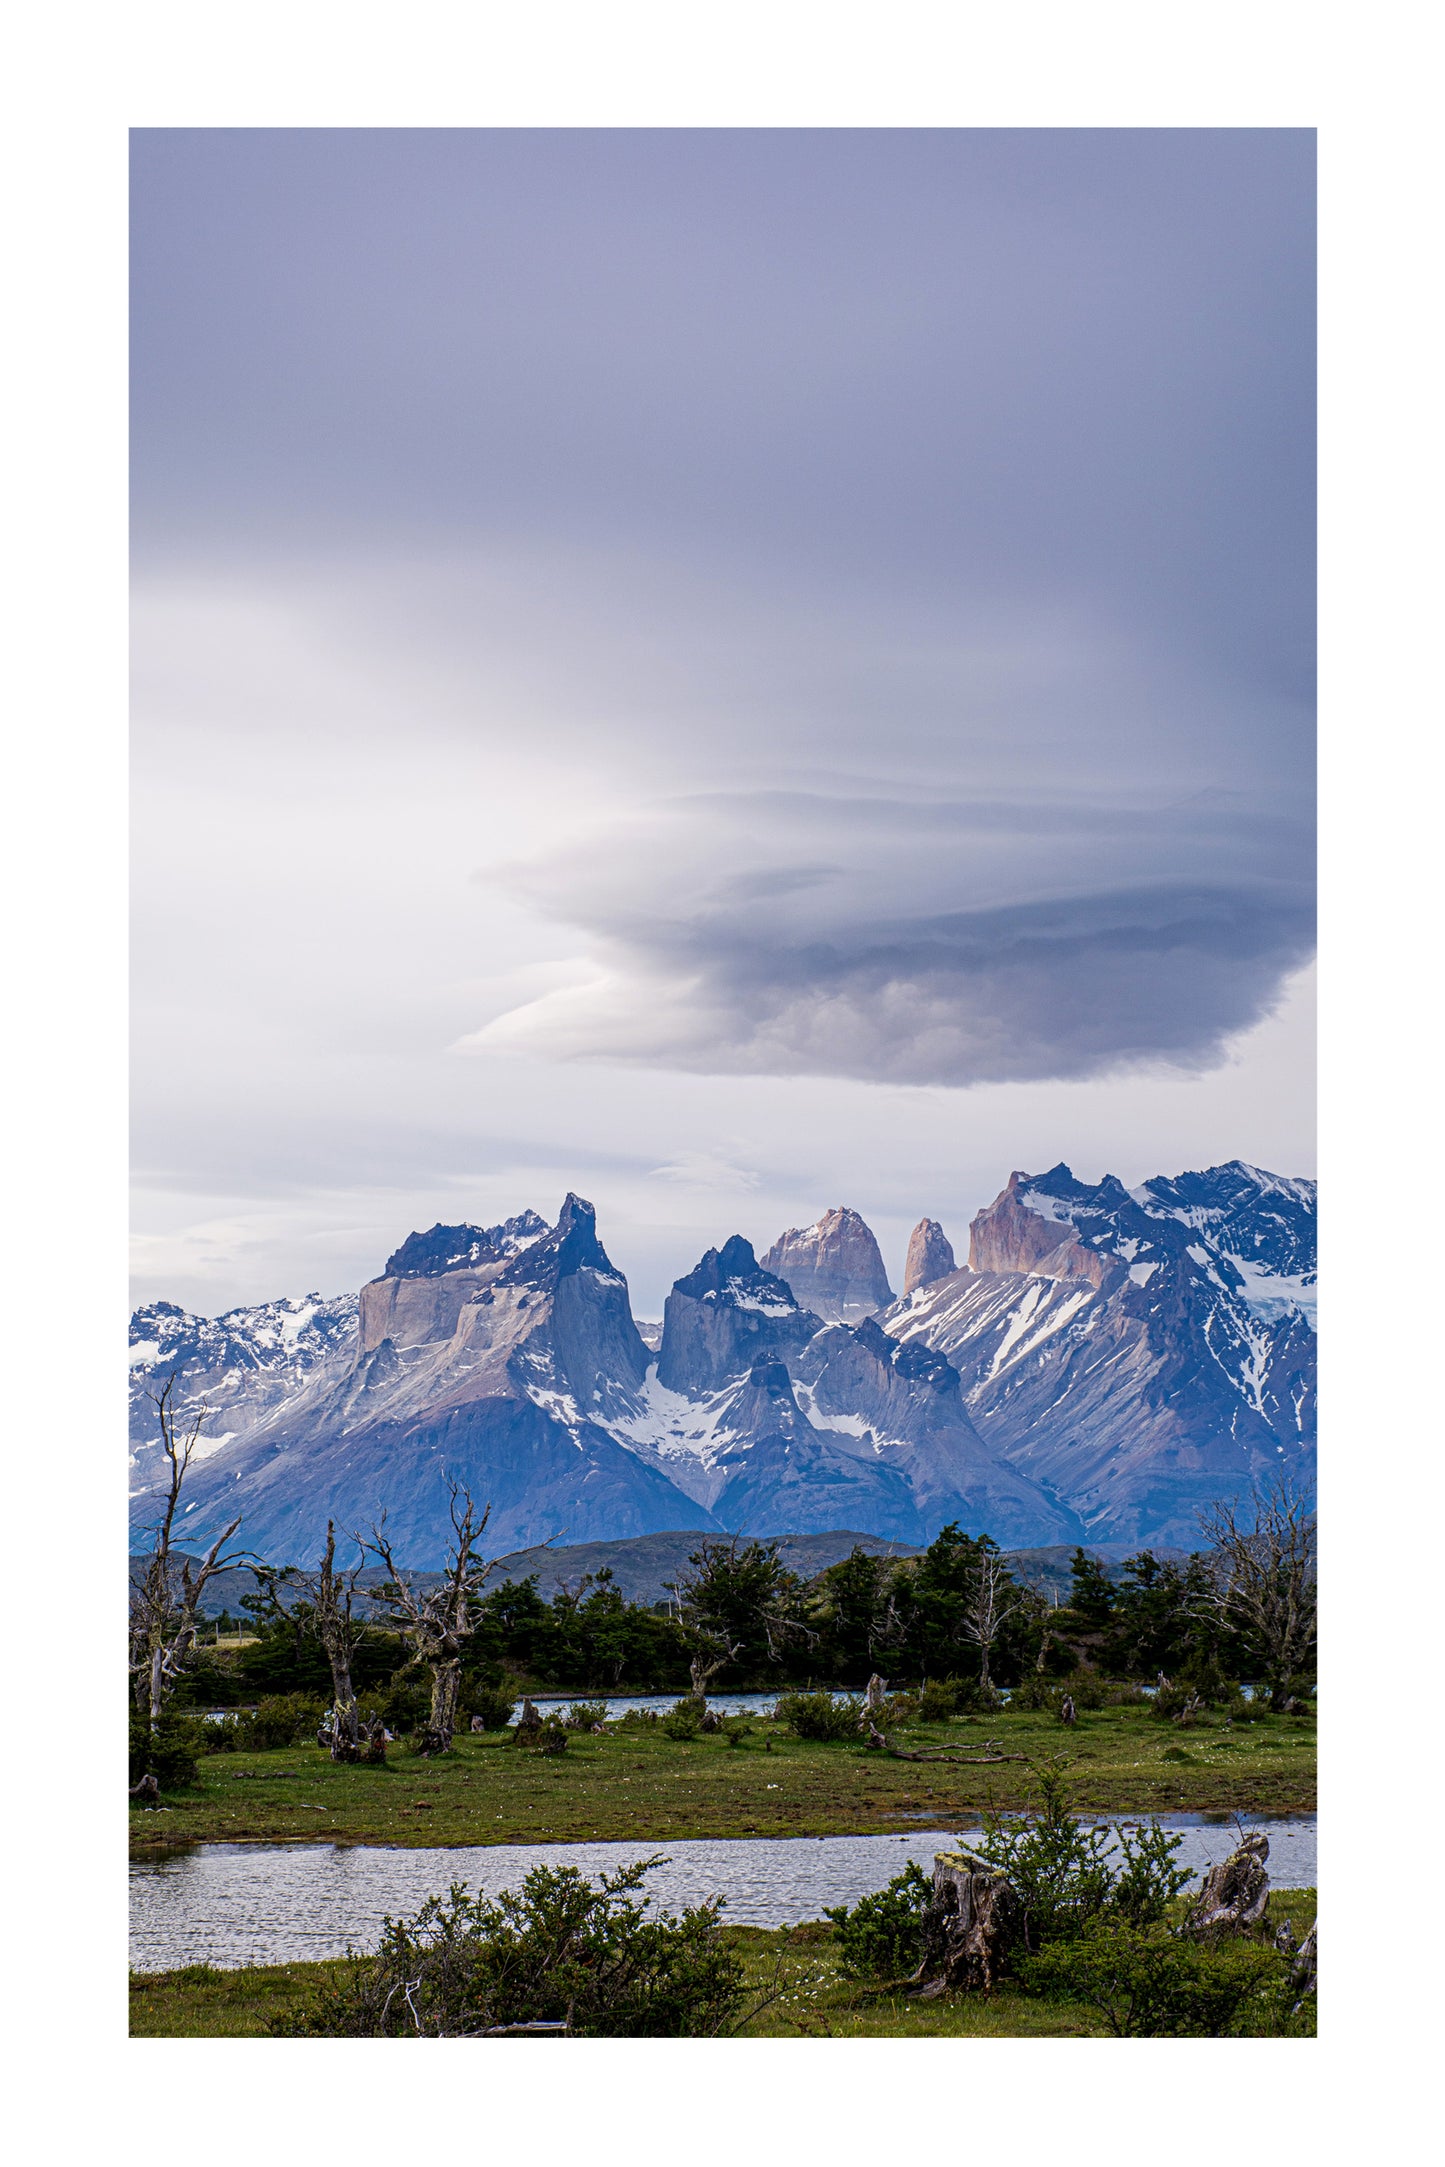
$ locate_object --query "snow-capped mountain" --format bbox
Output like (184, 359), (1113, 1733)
(882, 1162), (1316, 1546)
(128, 1291), (360, 1458)
(128, 1161), (1316, 1564)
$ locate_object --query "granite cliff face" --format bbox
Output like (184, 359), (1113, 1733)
(883, 1162), (1316, 1547)
(130, 1197), (705, 1565)
(762, 1207), (894, 1322)
(129, 1160), (1315, 1563)
(903, 1217), (957, 1294)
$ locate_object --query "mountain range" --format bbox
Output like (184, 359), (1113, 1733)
(129, 1161), (1316, 1566)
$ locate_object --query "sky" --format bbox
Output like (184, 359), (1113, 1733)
(130, 128), (1315, 1319)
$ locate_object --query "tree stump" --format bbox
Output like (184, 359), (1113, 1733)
(1186, 1832), (1271, 1935)
(470, 1715), (488, 1732)
(513, 1698), (543, 1747)
(129, 1772), (160, 1806)
(858, 1675), (888, 1733)
(699, 1706), (723, 1733)
(538, 1723), (567, 1755)
(360, 1718), (388, 1764)
(1059, 1694), (1076, 1725)
(906, 1851), (1019, 1996)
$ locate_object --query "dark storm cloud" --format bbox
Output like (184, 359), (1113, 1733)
(132, 128), (1314, 1097)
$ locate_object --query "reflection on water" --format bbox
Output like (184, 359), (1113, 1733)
(129, 1816), (1316, 1973)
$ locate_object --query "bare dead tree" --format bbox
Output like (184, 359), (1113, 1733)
(253, 1521), (373, 1761)
(957, 1549), (1025, 1697)
(1197, 1473), (1317, 1711)
(129, 1375), (245, 1732)
(361, 1482), (494, 1754)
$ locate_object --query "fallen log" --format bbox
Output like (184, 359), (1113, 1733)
(878, 1731), (1028, 1764)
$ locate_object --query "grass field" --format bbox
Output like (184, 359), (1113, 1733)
(129, 1890), (1318, 2038)
(129, 1703), (1315, 1854)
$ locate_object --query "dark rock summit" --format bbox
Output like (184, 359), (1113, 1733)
(656, 1236), (819, 1395)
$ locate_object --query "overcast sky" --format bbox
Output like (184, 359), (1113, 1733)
(131, 128), (1315, 1317)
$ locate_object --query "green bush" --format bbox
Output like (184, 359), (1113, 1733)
(129, 1708), (204, 1793)
(247, 1694), (329, 1748)
(775, 1691), (861, 1742)
(660, 1699), (705, 1740)
(1018, 1918), (1288, 2036)
(270, 1859), (748, 2038)
(1005, 1673), (1057, 1713)
(465, 1685), (517, 1731)
(616, 1706), (660, 1729)
(378, 1678), (431, 1732)
(823, 1862), (933, 1979)
(560, 1700), (609, 1730)
(972, 1766), (1191, 1950)
(916, 1680), (958, 1722)
(200, 1713), (247, 1753)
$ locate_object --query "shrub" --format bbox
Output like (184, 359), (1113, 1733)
(721, 1718), (753, 1749)
(129, 1708), (204, 1792)
(270, 1859), (749, 2038)
(201, 1713), (247, 1753)
(916, 1681), (957, 1723)
(560, 1701), (609, 1731)
(1005, 1673), (1057, 1714)
(823, 1862), (933, 1979)
(465, 1684), (518, 1731)
(660, 1699), (705, 1740)
(247, 1694), (329, 1749)
(1018, 1918), (1288, 2036)
(616, 1706), (660, 1730)
(776, 1691), (862, 1743)
(880, 1691), (921, 1725)
(1102, 1681), (1149, 1707)
(972, 1765), (1190, 1951)
(1009, 1669), (1107, 1716)
(377, 1677), (431, 1732)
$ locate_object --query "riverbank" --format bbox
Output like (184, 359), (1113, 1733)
(129, 1704), (1316, 1855)
(129, 1890), (1318, 2037)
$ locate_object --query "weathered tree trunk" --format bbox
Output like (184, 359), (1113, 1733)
(858, 1674), (888, 1732)
(1186, 1832), (1271, 1935)
(907, 1851), (1019, 1996)
(1059, 1694), (1076, 1725)
(513, 1697), (543, 1746)
(129, 1772), (161, 1806)
(412, 1659), (462, 1755)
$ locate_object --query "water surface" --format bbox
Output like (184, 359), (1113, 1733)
(130, 1815), (1315, 1972)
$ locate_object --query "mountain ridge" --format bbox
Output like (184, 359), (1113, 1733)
(131, 1159), (1315, 1563)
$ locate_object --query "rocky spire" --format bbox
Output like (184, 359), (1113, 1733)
(903, 1217), (957, 1295)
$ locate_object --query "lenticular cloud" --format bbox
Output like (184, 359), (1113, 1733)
(470, 792), (1315, 1088)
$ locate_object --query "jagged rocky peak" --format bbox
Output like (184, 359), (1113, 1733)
(762, 1206), (895, 1323)
(656, 1234), (819, 1395)
(1134, 1161), (1317, 1282)
(507, 1194), (651, 1405)
(967, 1168), (1119, 1289)
(384, 1211), (548, 1279)
(903, 1217), (957, 1295)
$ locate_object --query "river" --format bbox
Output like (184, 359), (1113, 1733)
(130, 1815), (1315, 1971)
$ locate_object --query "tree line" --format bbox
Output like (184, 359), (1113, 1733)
(131, 1377), (1316, 1779)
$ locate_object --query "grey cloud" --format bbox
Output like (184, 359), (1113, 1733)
(479, 879), (1313, 1088)
(473, 780), (1313, 1085)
